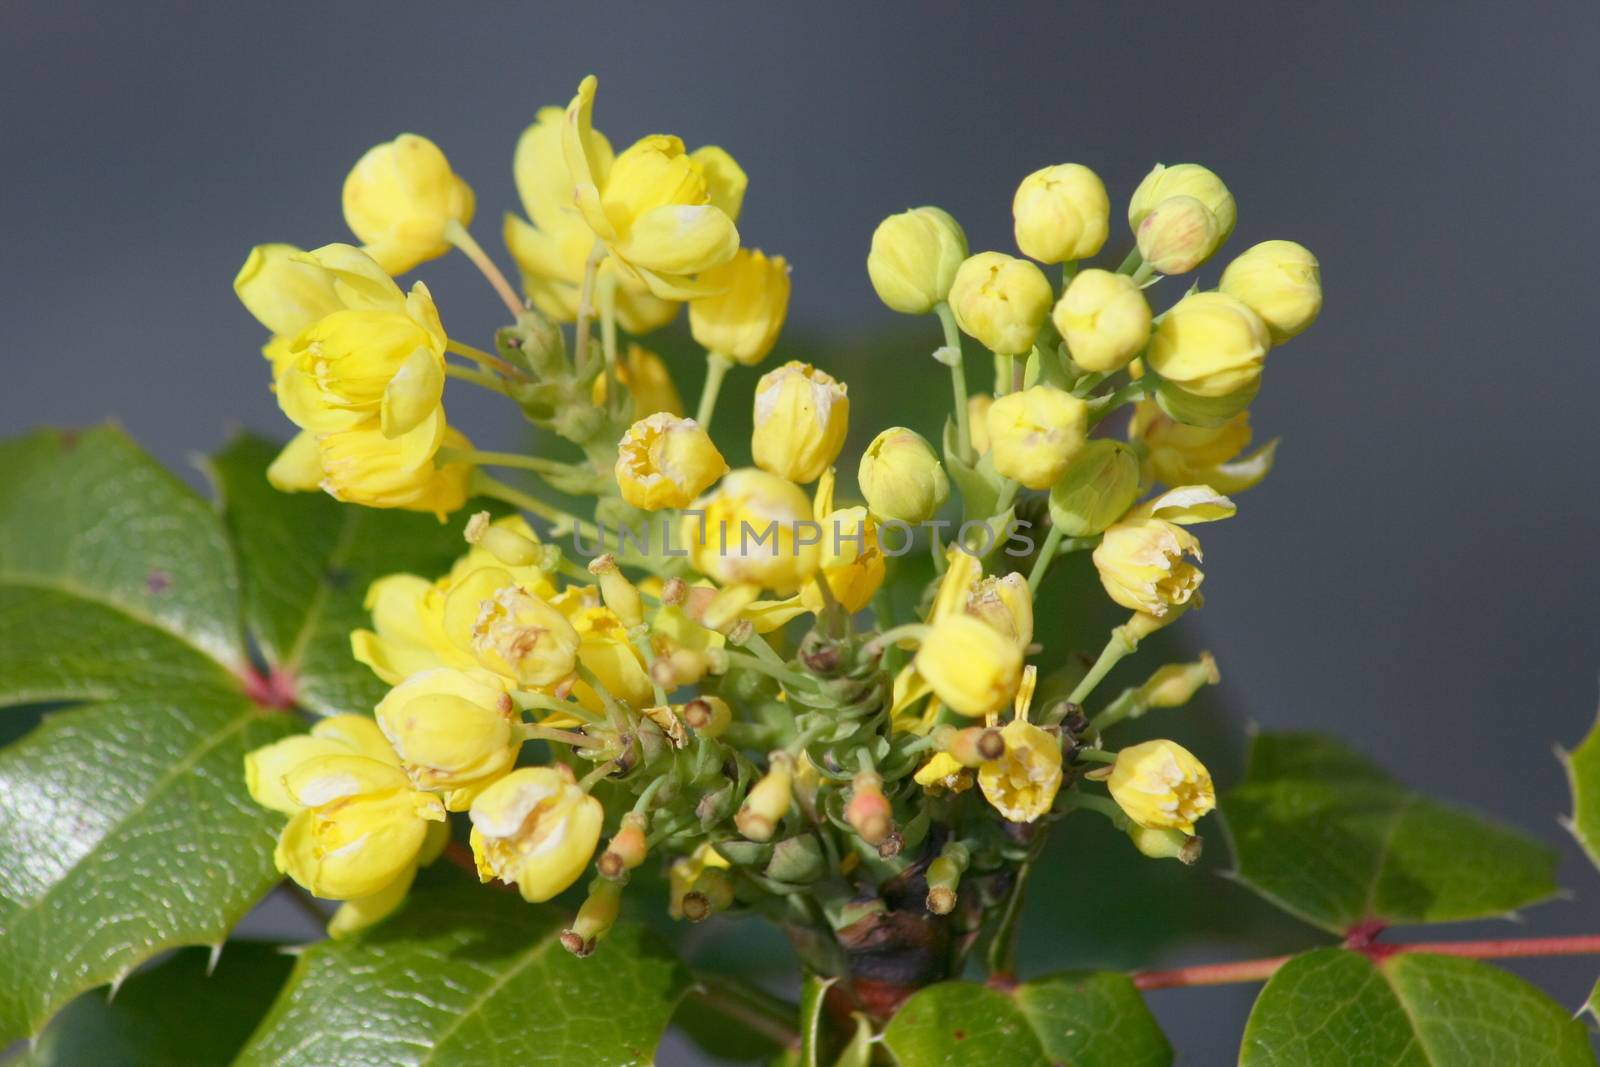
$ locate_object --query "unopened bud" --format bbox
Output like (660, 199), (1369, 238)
(561, 877), (622, 956)
(924, 841), (971, 915)
(867, 206), (968, 315)
(587, 553), (643, 629)
(1128, 825), (1204, 865)
(1136, 195), (1221, 275)
(463, 512), (543, 567)
(1048, 439), (1142, 537)
(597, 813), (649, 880)
(845, 771), (894, 846)
(858, 427), (948, 524)
(682, 696), (732, 737)
(681, 868), (735, 922)
(736, 752), (795, 841)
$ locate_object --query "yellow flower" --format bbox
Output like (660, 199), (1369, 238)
(563, 76), (744, 298)
(1012, 164), (1109, 264)
(948, 252), (1054, 355)
(914, 752), (974, 795)
(1048, 438), (1142, 537)
(615, 412), (729, 510)
(246, 713), (396, 815)
(553, 586), (654, 712)
(1136, 195), (1221, 275)
(978, 719), (1063, 823)
(751, 362), (849, 484)
(265, 430), (325, 493)
(965, 573), (1033, 650)
(1144, 291), (1270, 400)
(468, 766), (604, 902)
(1092, 486), (1236, 617)
(915, 614), (1023, 718)
(682, 469), (822, 594)
(803, 505), (884, 615)
(592, 344), (684, 417)
(343, 134), (475, 275)
(866, 206), (968, 314)
(317, 422), (473, 520)
(1107, 739), (1216, 834)
(1219, 240), (1322, 343)
(985, 386), (1089, 490)
(234, 244), (342, 376)
(504, 106), (679, 334)
(1053, 269), (1150, 374)
(689, 248), (791, 366)
(274, 753), (446, 900)
(857, 427), (948, 524)
(1128, 163), (1235, 247)
(374, 668), (520, 810)
(442, 566), (583, 689)
(1130, 400), (1277, 494)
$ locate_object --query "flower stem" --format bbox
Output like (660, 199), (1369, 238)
(439, 447), (580, 478)
(471, 470), (600, 542)
(445, 220), (524, 318)
(934, 302), (973, 464)
(697, 352), (733, 426)
(1067, 626), (1138, 705)
(1027, 524), (1065, 594)
(687, 973), (800, 1050)
(1131, 934), (1600, 991)
(446, 339), (524, 381)
(573, 241), (607, 377)
(445, 363), (514, 397)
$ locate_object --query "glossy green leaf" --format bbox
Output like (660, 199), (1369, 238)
(1240, 948), (1596, 1066)
(18, 941), (294, 1066)
(236, 876), (692, 1066)
(882, 972), (1170, 1067)
(1221, 733), (1558, 934)
(1560, 709), (1600, 869)
(206, 434), (485, 716)
(0, 427), (298, 1043)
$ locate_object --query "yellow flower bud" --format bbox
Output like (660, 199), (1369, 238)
(245, 713), (395, 815)
(562, 876), (623, 956)
(984, 386), (1089, 490)
(948, 252), (1054, 355)
(468, 766), (604, 902)
(1012, 164), (1110, 264)
(1052, 269), (1151, 373)
(374, 667), (519, 809)
(1129, 400), (1277, 495)
(682, 469), (822, 594)
(586, 554), (644, 630)
(1144, 291), (1270, 400)
(1107, 739), (1216, 834)
(978, 719), (1064, 823)
(967, 394), (994, 454)
(275, 754), (445, 900)
(913, 752), (974, 795)
(465, 510), (542, 567)
(615, 412), (729, 511)
(751, 362), (850, 484)
(1135, 195), (1222, 275)
(591, 344), (684, 417)
(1137, 652), (1220, 709)
(446, 567), (582, 688)
(799, 505), (885, 615)
(343, 134), (475, 275)
(866, 206), (968, 314)
(1128, 824), (1203, 864)
(915, 615), (1023, 717)
(965, 572), (1033, 650)
(1127, 163), (1236, 245)
(689, 249), (791, 366)
(857, 427), (948, 523)
(598, 812), (650, 879)
(317, 421), (473, 520)
(555, 590), (655, 712)
(562, 76), (742, 298)
(1048, 439), (1142, 536)
(736, 752), (795, 841)
(1218, 240), (1322, 343)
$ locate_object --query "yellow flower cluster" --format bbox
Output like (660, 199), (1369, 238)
(235, 77), (1321, 947)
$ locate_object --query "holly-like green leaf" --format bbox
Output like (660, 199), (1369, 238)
(206, 434), (484, 717)
(1220, 733), (1558, 934)
(881, 972), (1170, 1067)
(235, 876), (692, 1066)
(17, 941), (294, 1066)
(1240, 948), (1596, 1066)
(0, 428), (299, 1043)
(1560, 709), (1600, 870)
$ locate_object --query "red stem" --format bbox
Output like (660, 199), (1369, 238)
(1132, 933), (1600, 990)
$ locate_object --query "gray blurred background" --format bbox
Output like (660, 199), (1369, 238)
(5, 1), (1600, 1062)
